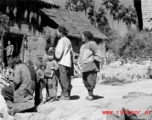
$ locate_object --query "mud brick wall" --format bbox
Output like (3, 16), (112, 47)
(24, 36), (46, 63)
(141, 0), (152, 29)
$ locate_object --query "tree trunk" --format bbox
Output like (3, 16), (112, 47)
(127, 23), (131, 31)
(0, 33), (4, 70)
(118, 19), (119, 41)
(111, 16), (114, 30)
(21, 36), (25, 63)
(93, 0), (96, 28)
(84, 8), (87, 16)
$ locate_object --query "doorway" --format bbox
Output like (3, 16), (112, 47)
(3, 33), (23, 67)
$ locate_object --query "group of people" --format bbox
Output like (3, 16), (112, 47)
(1, 25), (102, 116)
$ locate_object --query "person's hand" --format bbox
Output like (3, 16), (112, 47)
(1, 46), (5, 50)
(10, 52), (13, 55)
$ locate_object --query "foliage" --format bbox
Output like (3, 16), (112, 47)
(123, 5), (137, 30)
(102, 0), (119, 15)
(115, 30), (152, 60)
(65, 0), (79, 12)
(65, 0), (93, 15)
(88, 5), (108, 30)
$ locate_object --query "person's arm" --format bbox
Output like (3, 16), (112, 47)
(53, 60), (58, 70)
(55, 39), (64, 60)
(78, 45), (84, 64)
(47, 61), (58, 71)
(2, 46), (7, 51)
(39, 70), (44, 79)
(90, 42), (101, 62)
(9, 66), (21, 89)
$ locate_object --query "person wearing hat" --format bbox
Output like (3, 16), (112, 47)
(55, 25), (74, 100)
(1, 57), (37, 115)
(44, 49), (58, 103)
(79, 31), (101, 101)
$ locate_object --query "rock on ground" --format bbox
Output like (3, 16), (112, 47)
(106, 92), (152, 120)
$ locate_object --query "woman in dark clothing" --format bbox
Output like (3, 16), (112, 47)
(1, 57), (37, 115)
(79, 31), (101, 101)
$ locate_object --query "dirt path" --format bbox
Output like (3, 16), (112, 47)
(1, 78), (152, 120)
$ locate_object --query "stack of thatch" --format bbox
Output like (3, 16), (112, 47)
(98, 61), (152, 84)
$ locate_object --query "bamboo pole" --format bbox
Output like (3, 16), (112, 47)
(21, 35), (26, 63)
(93, 0), (96, 28)
(0, 32), (4, 74)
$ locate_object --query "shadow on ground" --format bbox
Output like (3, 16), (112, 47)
(70, 95), (80, 100)
(93, 95), (104, 100)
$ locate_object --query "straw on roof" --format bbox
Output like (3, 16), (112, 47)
(41, 8), (107, 39)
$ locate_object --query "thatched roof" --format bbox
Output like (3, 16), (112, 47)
(41, 8), (107, 40)
(40, 0), (53, 4)
(39, 0), (60, 7)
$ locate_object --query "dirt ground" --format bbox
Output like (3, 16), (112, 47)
(1, 78), (152, 120)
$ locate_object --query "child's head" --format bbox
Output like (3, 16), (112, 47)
(34, 60), (42, 71)
(47, 50), (55, 61)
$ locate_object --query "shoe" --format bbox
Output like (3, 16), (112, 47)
(59, 96), (70, 101)
(86, 96), (93, 101)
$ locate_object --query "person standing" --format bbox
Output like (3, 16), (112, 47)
(4, 41), (14, 66)
(55, 26), (73, 100)
(44, 50), (58, 103)
(79, 31), (101, 101)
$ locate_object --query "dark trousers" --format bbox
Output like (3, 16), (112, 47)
(7, 55), (12, 66)
(35, 79), (45, 105)
(82, 71), (97, 96)
(46, 74), (58, 99)
(58, 64), (72, 97)
(39, 80), (45, 101)
(1, 86), (14, 108)
(1, 86), (37, 113)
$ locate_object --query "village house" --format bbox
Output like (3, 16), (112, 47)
(41, 8), (107, 60)
(0, 0), (107, 68)
(0, 0), (60, 67)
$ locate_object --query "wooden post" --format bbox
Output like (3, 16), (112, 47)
(0, 35), (3, 73)
(93, 0), (96, 28)
(1, 33), (4, 69)
(21, 35), (25, 63)
(104, 40), (107, 66)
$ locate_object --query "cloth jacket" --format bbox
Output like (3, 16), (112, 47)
(79, 41), (101, 72)
(6, 45), (14, 56)
(55, 37), (73, 68)
(44, 60), (58, 78)
(9, 64), (36, 104)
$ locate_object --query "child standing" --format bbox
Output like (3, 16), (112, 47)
(44, 50), (58, 103)
(34, 60), (45, 105)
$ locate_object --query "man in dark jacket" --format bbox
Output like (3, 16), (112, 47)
(1, 57), (37, 115)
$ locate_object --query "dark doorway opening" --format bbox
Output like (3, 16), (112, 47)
(3, 33), (23, 67)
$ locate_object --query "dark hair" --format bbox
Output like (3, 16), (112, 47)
(47, 50), (55, 56)
(58, 26), (68, 36)
(83, 31), (93, 40)
(45, 44), (54, 53)
(12, 57), (22, 68)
